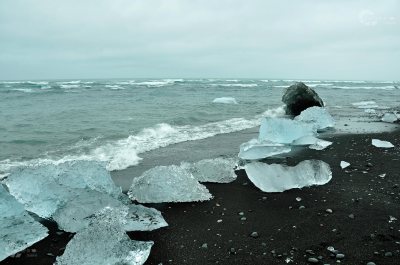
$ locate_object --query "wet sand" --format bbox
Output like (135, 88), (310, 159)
(2, 130), (400, 265)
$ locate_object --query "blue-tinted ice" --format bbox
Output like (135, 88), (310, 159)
(294, 107), (335, 130)
(55, 207), (153, 265)
(0, 185), (48, 261)
(238, 139), (291, 160)
(128, 165), (212, 203)
(244, 160), (332, 192)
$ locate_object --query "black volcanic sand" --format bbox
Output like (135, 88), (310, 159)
(2, 130), (400, 265)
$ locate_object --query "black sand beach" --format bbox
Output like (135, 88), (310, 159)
(2, 130), (400, 265)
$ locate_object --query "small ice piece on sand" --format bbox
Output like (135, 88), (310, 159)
(128, 165), (212, 203)
(55, 208), (153, 265)
(381, 112), (398, 123)
(212, 97), (238, 104)
(372, 139), (394, 148)
(0, 185), (48, 261)
(181, 157), (237, 183)
(294, 107), (335, 130)
(52, 191), (167, 233)
(259, 117), (317, 144)
(238, 139), (291, 160)
(309, 139), (332, 150)
(340, 161), (350, 169)
(292, 136), (332, 150)
(244, 160), (332, 192)
(3, 161), (122, 218)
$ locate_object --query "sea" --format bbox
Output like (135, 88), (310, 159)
(1, 79), (399, 189)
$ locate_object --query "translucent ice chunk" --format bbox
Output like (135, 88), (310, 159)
(294, 107), (335, 130)
(180, 157), (237, 183)
(244, 160), (332, 192)
(372, 139), (394, 148)
(340, 161), (350, 169)
(0, 185), (48, 261)
(128, 165), (212, 203)
(3, 161), (122, 218)
(291, 136), (332, 150)
(55, 208), (153, 265)
(259, 117), (317, 144)
(381, 112), (398, 123)
(238, 139), (291, 160)
(212, 97), (238, 104)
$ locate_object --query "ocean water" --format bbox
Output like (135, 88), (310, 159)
(0, 78), (399, 179)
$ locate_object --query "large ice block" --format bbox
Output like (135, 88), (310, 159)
(259, 117), (317, 144)
(3, 161), (122, 218)
(294, 107), (335, 130)
(0, 185), (48, 262)
(238, 139), (291, 160)
(55, 208), (153, 265)
(381, 112), (398, 123)
(180, 157), (237, 183)
(244, 160), (332, 192)
(128, 165), (212, 203)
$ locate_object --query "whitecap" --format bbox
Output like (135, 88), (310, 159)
(212, 84), (258, 87)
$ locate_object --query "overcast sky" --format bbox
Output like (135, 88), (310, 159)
(0, 0), (399, 81)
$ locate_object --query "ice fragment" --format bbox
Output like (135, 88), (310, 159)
(244, 160), (332, 192)
(294, 107), (335, 130)
(372, 139), (394, 148)
(340, 161), (350, 169)
(0, 185), (48, 261)
(238, 139), (291, 160)
(128, 165), (212, 203)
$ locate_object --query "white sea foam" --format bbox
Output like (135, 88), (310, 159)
(12, 88), (34, 93)
(0, 106), (285, 172)
(212, 97), (238, 104)
(60, 84), (81, 89)
(335, 86), (394, 90)
(135, 79), (183, 87)
(212, 83), (258, 87)
(105, 85), (125, 90)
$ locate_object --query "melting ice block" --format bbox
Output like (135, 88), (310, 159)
(55, 208), (153, 265)
(128, 165), (212, 203)
(181, 157), (237, 183)
(0, 185), (48, 261)
(3, 161), (122, 218)
(52, 191), (167, 233)
(212, 97), (238, 104)
(238, 139), (291, 160)
(259, 118), (317, 144)
(244, 160), (332, 192)
(294, 107), (335, 130)
(372, 139), (394, 148)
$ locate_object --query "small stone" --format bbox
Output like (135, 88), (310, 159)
(296, 197), (302, 202)
(348, 214), (355, 219)
(326, 209), (333, 214)
(366, 262), (376, 265)
(238, 212), (245, 216)
(384, 251), (393, 257)
(217, 219), (222, 223)
(46, 253), (54, 257)
(306, 250), (315, 255)
(240, 217), (247, 221)
(299, 205), (306, 210)
(230, 248), (236, 254)
(307, 257), (319, 263)
(250, 232), (259, 238)
(201, 243), (208, 249)
(336, 253), (345, 259)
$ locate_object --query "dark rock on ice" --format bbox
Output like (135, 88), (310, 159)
(282, 82), (324, 116)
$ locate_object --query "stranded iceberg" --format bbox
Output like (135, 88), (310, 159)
(244, 160), (332, 192)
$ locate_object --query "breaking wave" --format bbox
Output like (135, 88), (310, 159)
(0, 106), (285, 173)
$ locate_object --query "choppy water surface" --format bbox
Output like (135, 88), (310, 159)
(1, 78), (399, 175)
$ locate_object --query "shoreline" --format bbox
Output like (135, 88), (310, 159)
(2, 129), (400, 264)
